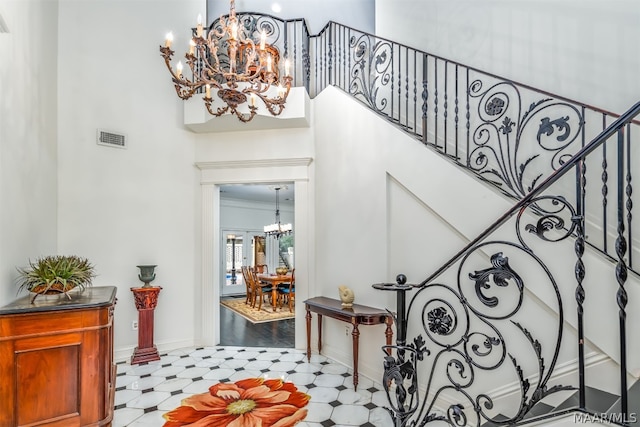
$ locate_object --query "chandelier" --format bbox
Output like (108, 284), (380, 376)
(264, 186), (292, 239)
(159, 0), (292, 123)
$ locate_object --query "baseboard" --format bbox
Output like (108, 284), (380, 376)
(114, 339), (196, 363)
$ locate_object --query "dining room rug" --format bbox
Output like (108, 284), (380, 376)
(220, 297), (295, 324)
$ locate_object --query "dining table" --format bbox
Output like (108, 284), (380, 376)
(256, 273), (293, 312)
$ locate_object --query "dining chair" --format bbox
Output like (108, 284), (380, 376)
(277, 268), (295, 312)
(249, 267), (271, 311)
(240, 266), (253, 305)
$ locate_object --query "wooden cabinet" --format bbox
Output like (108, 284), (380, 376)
(0, 286), (117, 427)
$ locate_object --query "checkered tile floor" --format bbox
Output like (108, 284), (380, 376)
(113, 346), (393, 426)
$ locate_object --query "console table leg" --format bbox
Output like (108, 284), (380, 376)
(306, 306), (312, 362)
(351, 320), (360, 391)
(317, 314), (323, 354)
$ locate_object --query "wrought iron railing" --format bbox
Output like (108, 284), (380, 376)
(311, 22), (640, 276)
(375, 102), (640, 426)
(209, 15), (638, 274)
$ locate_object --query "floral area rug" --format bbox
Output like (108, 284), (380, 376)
(162, 377), (310, 426)
(221, 297), (295, 324)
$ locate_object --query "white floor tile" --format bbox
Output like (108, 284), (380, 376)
(114, 389), (142, 406)
(304, 401), (335, 423)
(307, 385), (340, 403)
(112, 407), (143, 427)
(126, 391), (172, 409)
(331, 404), (371, 425)
(114, 346), (390, 426)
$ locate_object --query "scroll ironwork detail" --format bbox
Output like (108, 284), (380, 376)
(467, 81), (584, 199)
(380, 195), (578, 427)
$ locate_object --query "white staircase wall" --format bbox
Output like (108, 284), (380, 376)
(312, 85), (639, 411)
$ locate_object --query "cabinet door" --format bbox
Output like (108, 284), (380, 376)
(14, 332), (83, 426)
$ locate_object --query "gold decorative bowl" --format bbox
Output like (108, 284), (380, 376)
(275, 267), (289, 276)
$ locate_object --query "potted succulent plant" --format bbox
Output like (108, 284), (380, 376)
(16, 255), (96, 303)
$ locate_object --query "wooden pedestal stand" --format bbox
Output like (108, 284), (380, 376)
(130, 286), (162, 364)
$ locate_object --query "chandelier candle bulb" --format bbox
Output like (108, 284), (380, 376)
(260, 30), (266, 50)
(165, 32), (173, 48)
(285, 60), (290, 76)
(250, 94), (256, 107)
(189, 39), (195, 55)
(176, 61), (183, 78)
(230, 22), (238, 40)
(267, 55), (272, 72)
(196, 14), (203, 37)
(205, 84), (211, 98)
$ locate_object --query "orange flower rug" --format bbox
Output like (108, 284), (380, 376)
(162, 377), (310, 426)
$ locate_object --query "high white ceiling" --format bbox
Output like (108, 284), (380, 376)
(220, 183), (295, 205)
(207, 0), (375, 34)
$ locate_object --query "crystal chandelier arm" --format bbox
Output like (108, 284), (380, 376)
(243, 75), (293, 116)
(191, 42), (224, 89)
(159, 46), (201, 99)
(246, 91), (285, 116)
(204, 96), (258, 122)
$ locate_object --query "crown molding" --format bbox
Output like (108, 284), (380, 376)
(195, 157), (313, 170)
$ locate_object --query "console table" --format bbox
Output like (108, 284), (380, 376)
(0, 286), (117, 426)
(304, 296), (393, 390)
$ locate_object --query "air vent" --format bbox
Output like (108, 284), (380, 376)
(97, 129), (127, 149)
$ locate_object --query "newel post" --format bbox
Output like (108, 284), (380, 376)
(372, 274), (414, 348)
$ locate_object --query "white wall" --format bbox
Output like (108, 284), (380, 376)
(56, 0), (203, 356)
(207, 0), (375, 34)
(312, 86), (515, 383)
(221, 198), (294, 232)
(0, 0), (58, 306)
(375, 0), (640, 114)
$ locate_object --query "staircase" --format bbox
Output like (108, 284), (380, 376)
(206, 12), (640, 426)
(483, 382), (640, 426)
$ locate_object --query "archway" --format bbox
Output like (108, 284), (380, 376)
(196, 158), (313, 348)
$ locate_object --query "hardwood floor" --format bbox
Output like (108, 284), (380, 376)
(218, 302), (295, 348)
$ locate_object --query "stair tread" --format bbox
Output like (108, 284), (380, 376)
(522, 402), (555, 419)
(554, 387), (619, 413)
(481, 402), (555, 427)
(607, 378), (640, 415)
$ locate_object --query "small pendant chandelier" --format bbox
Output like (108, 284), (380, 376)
(264, 186), (292, 239)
